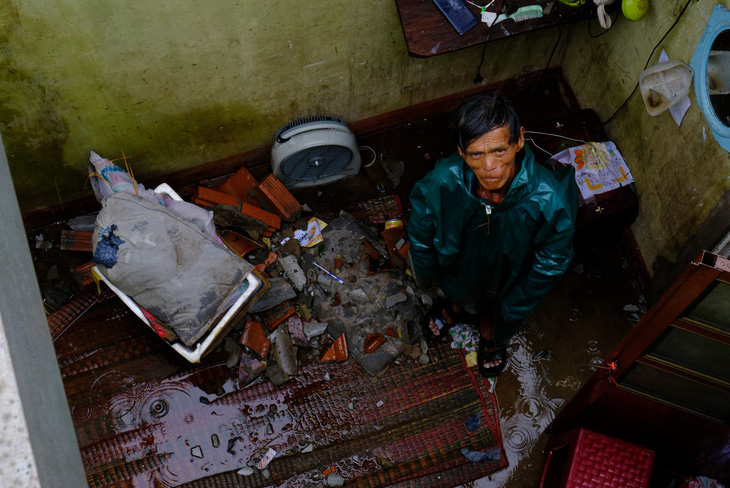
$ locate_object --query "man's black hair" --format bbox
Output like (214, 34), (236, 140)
(452, 94), (522, 151)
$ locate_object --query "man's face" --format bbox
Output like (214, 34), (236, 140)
(458, 125), (525, 194)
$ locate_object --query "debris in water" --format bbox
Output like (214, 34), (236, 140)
(327, 473), (346, 487)
(190, 445), (203, 458)
(555, 376), (581, 391)
(532, 349), (553, 361)
(257, 447), (277, 469)
(227, 436), (242, 455)
(465, 412), (482, 432)
(460, 447), (501, 463)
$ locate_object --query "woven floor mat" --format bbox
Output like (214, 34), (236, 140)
(63, 303), (506, 488)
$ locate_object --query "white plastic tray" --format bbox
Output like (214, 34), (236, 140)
(91, 183), (268, 363)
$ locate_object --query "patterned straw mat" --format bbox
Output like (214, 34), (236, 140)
(54, 298), (507, 488)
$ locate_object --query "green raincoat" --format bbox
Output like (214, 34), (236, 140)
(408, 145), (578, 345)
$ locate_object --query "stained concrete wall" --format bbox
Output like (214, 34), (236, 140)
(1, 0), (570, 214)
(561, 0), (730, 296)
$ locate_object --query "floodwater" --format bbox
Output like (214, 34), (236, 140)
(468, 239), (643, 487)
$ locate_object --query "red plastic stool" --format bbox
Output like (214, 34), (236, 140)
(539, 427), (655, 488)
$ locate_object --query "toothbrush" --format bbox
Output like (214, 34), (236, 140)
(494, 5), (543, 24)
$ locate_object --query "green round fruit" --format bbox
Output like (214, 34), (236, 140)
(622, 0), (649, 21)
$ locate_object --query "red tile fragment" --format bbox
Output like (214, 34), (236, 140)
(333, 258), (344, 269)
(364, 333), (385, 354)
(239, 319), (271, 359)
(321, 334), (348, 363)
(385, 327), (399, 338)
(266, 304), (297, 331)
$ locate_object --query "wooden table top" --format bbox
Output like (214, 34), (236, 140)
(394, 0), (596, 57)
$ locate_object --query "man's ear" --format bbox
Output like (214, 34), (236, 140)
(516, 126), (525, 151)
(458, 146), (466, 160)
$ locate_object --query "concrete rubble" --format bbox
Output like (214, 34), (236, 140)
(223, 207), (435, 386)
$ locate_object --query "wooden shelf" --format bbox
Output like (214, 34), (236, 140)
(394, 0), (596, 57)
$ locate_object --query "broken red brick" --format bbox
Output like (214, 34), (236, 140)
(190, 196), (216, 208)
(333, 257), (345, 269)
(240, 201), (282, 229)
(254, 173), (302, 221)
(195, 186), (241, 208)
(75, 261), (96, 287)
(260, 226), (277, 238)
(215, 166), (260, 207)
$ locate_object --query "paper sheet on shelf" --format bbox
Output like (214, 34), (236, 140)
(549, 141), (634, 202)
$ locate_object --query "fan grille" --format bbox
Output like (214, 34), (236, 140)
(275, 115), (345, 142)
(279, 145), (354, 183)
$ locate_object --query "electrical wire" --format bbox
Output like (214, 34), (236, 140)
(588, 3), (619, 38)
(359, 145), (377, 168)
(474, 0), (505, 83)
(525, 130), (589, 144)
(600, 0), (694, 126)
(525, 138), (555, 157)
(524, 130), (589, 157)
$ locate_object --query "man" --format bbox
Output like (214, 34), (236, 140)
(408, 94), (578, 377)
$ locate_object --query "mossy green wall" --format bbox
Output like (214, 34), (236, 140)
(1, 0), (567, 213)
(561, 0), (730, 277)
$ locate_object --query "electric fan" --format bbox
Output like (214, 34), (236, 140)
(271, 115), (361, 188)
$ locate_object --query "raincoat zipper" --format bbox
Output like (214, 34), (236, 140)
(475, 201), (492, 234)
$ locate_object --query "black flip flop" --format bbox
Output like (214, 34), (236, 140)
(421, 299), (460, 342)
(478, 336), (508, 378)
